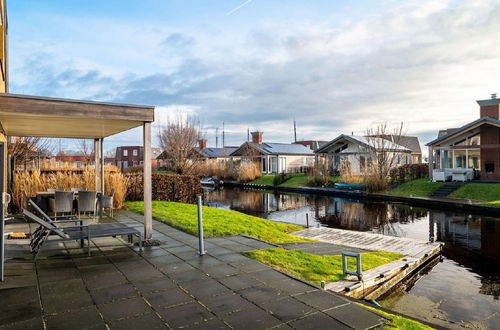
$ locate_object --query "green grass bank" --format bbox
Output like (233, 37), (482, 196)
(125, 201), (308, 243)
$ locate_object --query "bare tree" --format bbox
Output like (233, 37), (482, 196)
(157, 114), (200, 174)
(76, 139), (94, 165)
(364, 122), (407, 191)
(8, 137), (53, 170)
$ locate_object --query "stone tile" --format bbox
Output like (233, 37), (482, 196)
(0, 317), (44, 329)
(159, 302), (213, 328)
(202, 264), (240, 279)
(181, 279), (232, 299)
(218, 273), (262, 291)
(215, 253), (249, 263)
(166, 245), (197, 254)
(184, 318), (230, 329)
(134, 277), (177, 293)
(142, 287), (193, 308)
(288, 312), (351, 330)
(37, 267), (80, 284)
(267, 278), (316, 296)
(159, 261), (196, 275)
(140, 248), (172, 258)
(202, 293), (256, 316)
(205, 247), (234, 257)
(45, 306), (104, 330)
(168, 269), (210, 284)
(249, 269), (291, 284)
(42, 290), (94, 314)
(185, 256), (225, 269)
(98, 297), (151, 321)
(0, 288), (41, 325)
(260, 297), (316, 322)
(82, 271), (129, 290)
(172, 251), (203, 262)
(108, 312), (167, 330)
(147, 254), (184, 267)
(89, 283), (137, 305)
(222, 305), (282, 330)
(237, 285), (288, 304)
(40, 278), (87, 297)
(324, 303), (386, 330)
(229, 259), (270, 273)
(294, 291), (348, 311)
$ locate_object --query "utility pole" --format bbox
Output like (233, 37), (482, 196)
(247, 128), (250, 142)
(294, 120), (297, 143)
(222, 122), (225, 147)
(215, 127), (219, 148)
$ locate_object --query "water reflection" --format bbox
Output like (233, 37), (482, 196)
(205, 187), (500, 327)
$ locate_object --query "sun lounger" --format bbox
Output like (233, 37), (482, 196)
(23, 208), (142, 260)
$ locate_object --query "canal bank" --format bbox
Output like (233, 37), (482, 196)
(223, 181), (500, 217)
(205, 186), (500, 329)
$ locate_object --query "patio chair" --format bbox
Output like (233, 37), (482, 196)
(77, 190), (97, 219)
(23, 208), (142, 260)
(101, 189), (115, 217)
(49, 191), (75, 218)
(71, 188), (84, 192)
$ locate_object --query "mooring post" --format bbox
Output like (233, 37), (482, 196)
(197, 196), (206, 256)
(306, 213), (309, 228)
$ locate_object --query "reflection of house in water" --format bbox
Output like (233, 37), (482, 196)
(205, 188), (310, 218)
(314, 199), (427, 236)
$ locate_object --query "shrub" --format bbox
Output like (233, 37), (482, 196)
(125, 173), (202, 204)
(306, 160), (331, 187)
(238, 161), (261, 182)
(190, 159), (261, 183)
(123, 165), (143, 174)
(12, 166), (126, 211)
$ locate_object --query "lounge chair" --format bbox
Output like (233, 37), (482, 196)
(23, 209), (142, 260)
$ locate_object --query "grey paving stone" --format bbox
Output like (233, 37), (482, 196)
(142, 287), (193, 308)
(108, 312), (167, 330)
(185, 256), (226, 269)
(133, 277), (177, 293)
(294, 291), (348, 311)
(324, 303), (386, 330)
(237, 285), (288, 304)
(0, 317), (44, 330)
(184, 318), (230, 329)
(229, 259), (270, 273)
(89, 283), (137, 305)
(202, 293), (256, 316)
(140, 248), (172, 258)
(206, 247), (234, 257)
(82, 271), (129, 290)
(168, 269), (210, 284)
(214, 253), (249, 263)
(222, 305), (282, 330)
(45, 306), (104, 330)
(98, 297), (151, 321)
(260, 297), (316, 322)
(0, 289), (41, 325)
(147, 254), (184, 266)
(267, 278), (316, 296)
(288, 312), (351, 330)
(249, 269), (292, 284)
(159, 301), (213, 328)
(166, 245), (197, 254)
(42, 290), (95, 314)
(37, 267), (80, 284)
(160, 261), (196, 275)
(202, 264), (241, 278)
(218, 273), (263, 291)
(181, 279), (232, 299)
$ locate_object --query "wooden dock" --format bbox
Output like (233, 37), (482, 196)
(293, 227), (443, 300)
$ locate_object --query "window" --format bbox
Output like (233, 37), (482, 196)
(485, 162), (495, 174)
(133, 149), (138, 156)
(279, 157), (286, 173)
(76, 161), (82, 168)
(123, 161), (128, 168)
(359, 156), (366, 172)
(123, 150), (128, 156)
(270, 157), (277, 173)
(262, 157), (267, 173)
(140, 161), (144, 165)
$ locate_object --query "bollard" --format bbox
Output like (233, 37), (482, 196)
(197, 196), (206, 256)
(306, 213), (309, 228)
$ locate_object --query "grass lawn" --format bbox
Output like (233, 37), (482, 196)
(245, 247), (403, 286)
(363, 305), (434, 330)
(385, 179), (445, 197)
(249, 173), (341, 188)
(249, 175), (275, 185)
(449, 183), (500, 207)
(125, 201), (308, 243)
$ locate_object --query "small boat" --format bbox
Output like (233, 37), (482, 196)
(200, 177), (222, 186)
(332, 182), (366, 190)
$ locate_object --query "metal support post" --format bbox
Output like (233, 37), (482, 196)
(197, 196), (206, 256)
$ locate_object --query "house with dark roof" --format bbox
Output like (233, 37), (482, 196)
(372, 135), (422, 164)
(230, 132), (314, 174)
(314, 134), (413, 175)
(193, 139), (238, 161)
(427, 95), (500, 181)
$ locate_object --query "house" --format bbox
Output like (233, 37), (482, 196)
(194, 139), (238, 161)
(371, 135), (422, 164)
(314, 134), (413, 174)
(230, 131), (315, 174)
(54, 155), (94, 168)
(114, 146), (162, 170)
(427, 94), (500, 181)
(293, 140), (329, 151)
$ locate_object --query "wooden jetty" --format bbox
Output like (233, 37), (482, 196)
(293, 227), (443, 300)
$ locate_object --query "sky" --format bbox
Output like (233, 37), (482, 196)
(7, 0), (500, 155)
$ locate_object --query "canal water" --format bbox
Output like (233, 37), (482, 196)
(205, 187), (500, 329)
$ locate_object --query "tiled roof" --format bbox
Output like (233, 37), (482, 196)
(426, 117), (500, 146)
(315, 134), (412, 153)
(231, 142), (314, 156)
(198, 147), (238, 158)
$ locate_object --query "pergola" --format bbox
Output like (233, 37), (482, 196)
(0, 93), (155, 280)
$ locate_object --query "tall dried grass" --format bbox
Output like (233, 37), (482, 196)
(192, 160), (261, 182)
(339, 160), (363, 184)
(13, 166), (126, 211)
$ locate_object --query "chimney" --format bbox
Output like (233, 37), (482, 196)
(251, 131), (263, 144)
(477, 93), (500, 119)
(198, 139), (207, 150)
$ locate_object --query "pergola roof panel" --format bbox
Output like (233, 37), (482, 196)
(0, 93), (154, 138)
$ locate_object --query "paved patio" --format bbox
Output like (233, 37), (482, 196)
(0, 211), (388, 329)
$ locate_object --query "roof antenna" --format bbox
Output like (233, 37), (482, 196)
(222, 122), (225, 147)
(215, 127), (219, 148)
(247, 128), (250, 142)
(294, 119), (297, 143)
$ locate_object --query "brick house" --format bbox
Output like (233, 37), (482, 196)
(427, 94), (500, 181)
(115, 146), (162, 170)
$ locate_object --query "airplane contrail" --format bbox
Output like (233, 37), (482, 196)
(227, 0), (254, 15)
